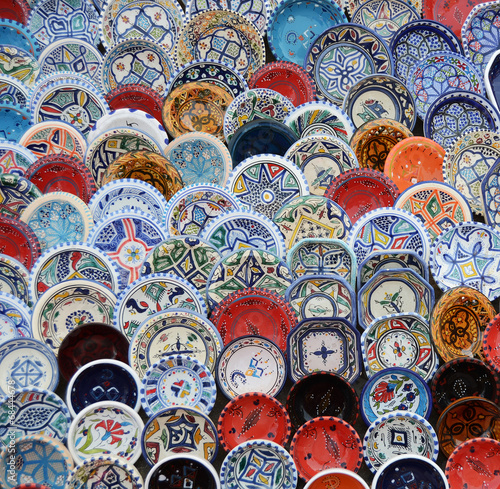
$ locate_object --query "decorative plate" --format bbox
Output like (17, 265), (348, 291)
(66, 358), (141, 418)
(346, 207), (432, 264)
(115, 273), (207, 342)
(431, 357), (500, 415)
(0, 254), (30, 305)
(267, 0), (347, 66)
(141, 406), (218, 465)
(0, 139), (37, 177)
(209, 287), (297, 350)
(287, 238), (357, 286)
(285, 274), (356, 325)
(0, 387), (71, 445)
(223, 88), (295, 143)
(225, 154), (309, 220)
(68, 401), (144, 464)
(162, 81), (234, 140)
(287, 318), (362, 384)
(0, 0), (31, 25)
(248, 61), (316, 107)
(350, 118), (413, 172)
(0, 173), (42, 219)
(220, 439), (297, 488)
(19, 120), (87, 161)
(140, 354), (217, 416)
(358, 269), (434, 330)
(0, 338), (58, 396)
(141, 236), (222, 292)
(0, 215), (41, 270)
(218, 392), (292, 451)
(100, 39), (174, 97)
(424, 90), (500, 150)
(361, 312), (439, 381)
(290, 416), (363, 479)
(304, 23), (392, 105)
(87, 209), (168, 286)
(436, 396), (500, 457)
(0, 19), (41, 57)
(325, 168), (400, 224)
(484, 313), (500, 373)
(175, 9), (265, 80)
(384, 136), (446, 192)
(360, 367), (432, 425)
(481, 156), (500, 230)
(127, 308), (222, 377)
(423, 0), (476, 38)
(304, 469), (369, 489)
(199, 209), (286, 258)
(0, 290), (32, 338)
(206, 248), (293, 310)
(0, 73), (30, 107)
(363, 411), (439, 474)
(164, 131), (233, 186)
(0, 310), (19, 347)
(31, 279), (117, 355)
(273, 195), (352, 250)
(343, 74), (416, 130)
(284, 101), (356, 143)
(215, 335), (287, 399)
(284, 134), (359, 196)
(430, 221), (500, 300)
(0, 102), (31, 142)
(0, 45), (39, 87)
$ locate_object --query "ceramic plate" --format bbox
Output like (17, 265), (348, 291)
(0, 139), (37, 177)
(481, 155), (500, 230)
(0, 19), (41, 57)
(304, 469), (369, 489)
(0, 73), (30, 107)
(0, 254), (30, 306)
(484, 313), (500, 374)
(0, 45), (39, 87)
(0, 290), (32, 338)
(0, 215), (41, 270)
(423, 0), (475, 38)
(0, 0), (31, 25)
(0, 103), (31, 143)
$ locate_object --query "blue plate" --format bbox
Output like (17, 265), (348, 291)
(0, 254), (30, 306)
(0, 102), (31, 142)
(0, 19), (41, 56)
(0, 290), (32, 338)
(0, 74), (30, 107)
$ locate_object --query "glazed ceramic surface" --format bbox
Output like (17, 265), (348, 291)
(481, 156), (500, 230)
(0, 291), (32, 338)
(0, 254), (30, 305)
(0, 140), (37, 177)
(0, 215), (41, 270)
(0, 173), (42, 219)
(484, 313), (500, 373)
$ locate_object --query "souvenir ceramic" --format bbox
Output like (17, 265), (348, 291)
(175, 10), (265, 80)
(358, 269), (434, 330)
(286, 238), (357, 286)
(0, 215), (41, 270)
(66, 456), (144, 489)
(217, 392), (291, 451)
(430, 222), (500, 300)
(424, 90), (500, 150)
(114, 273), (207, 342)
(19, 120), (87, 161)
(423, 0), (476, 38)
(0, 174), (42, 219)
(284, 101), (356, 143)
(127, 309), (222, 378)
(304, 469), (369, 489)
(0, 338), (58, 396)
(0, 254), (29, 306)
(384, 136), (446, 192)
(0, 434), (73, 489)
(0, 291), (31, 338)
(141, 236), (222, 292)
(57, 322), (129, 382)
(286, 371), (359, 429)
(267, 0), (348, 66)
(87, 209), (169, 286)
(436, 396), (500, 457)
(0, 102), (31, 142)
(141, 406), (218, 465)
(1, 0), (31, 25)
(162, 82), (234, 140)
(290, 416), (363, 479)
(100, 39), (174, 96)
(220, 439), (297, 488)
(0, 45), (39, 87)
(361, 313), (439, 381)
(140, 355), (217, 416)
(223, 89), (295, 143)
(484, 313), (500, 373)
(100, 150), (183, 201)
(0, 73), (29, 106)
(199, 209), (286, 258)
(66, 358), (141, 418)
(325, 168), (400, 223)
(431, 358), (500, 415)
(285, 275), (356, 325)
(360, 367), (432, 425)
(481, 156), (500, 230)
(284, 134), (359, 196)
(68, 401), (144, 463)
(248, 61), (316, 107)
(209, 287), (297, 350)
(350, 118), (413, 172)
(215, 335), (287, 399)
(287, 318), (362, 384)
(0, 19), (41, 57)
(164, 131), (232, 186)
(206, 249), (293, 310)
(0, 140), (37, 177)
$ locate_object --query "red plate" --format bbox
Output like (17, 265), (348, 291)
(325, 168), (400, 224)
(0, 215), (41, 270)
(0, 0), (31, 25)
(25, 154), (96, 203)
(290, 416), (363, 481)
(209, 287), (298, 350)
(484, 313), (500, 374)
(248, 61), (316, 107)
(217, 392), (291, 452)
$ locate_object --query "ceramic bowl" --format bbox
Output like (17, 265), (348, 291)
(303, 469), (369, 489)
(483, 312), (500, 374)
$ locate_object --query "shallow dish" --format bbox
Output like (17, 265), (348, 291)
(304, 468), (369, 489)
(0, 254), (30, 305)
(0, 19), (41, 57)
(0, 290), (32, 338)
(484, 312), (500, 373)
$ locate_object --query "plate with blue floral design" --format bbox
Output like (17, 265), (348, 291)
(0, 290), (32, 338)
(0, 254), (30, 306)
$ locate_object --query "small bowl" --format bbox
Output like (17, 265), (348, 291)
(483, 312), (500, 373)
(304, 469), (369, 489)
